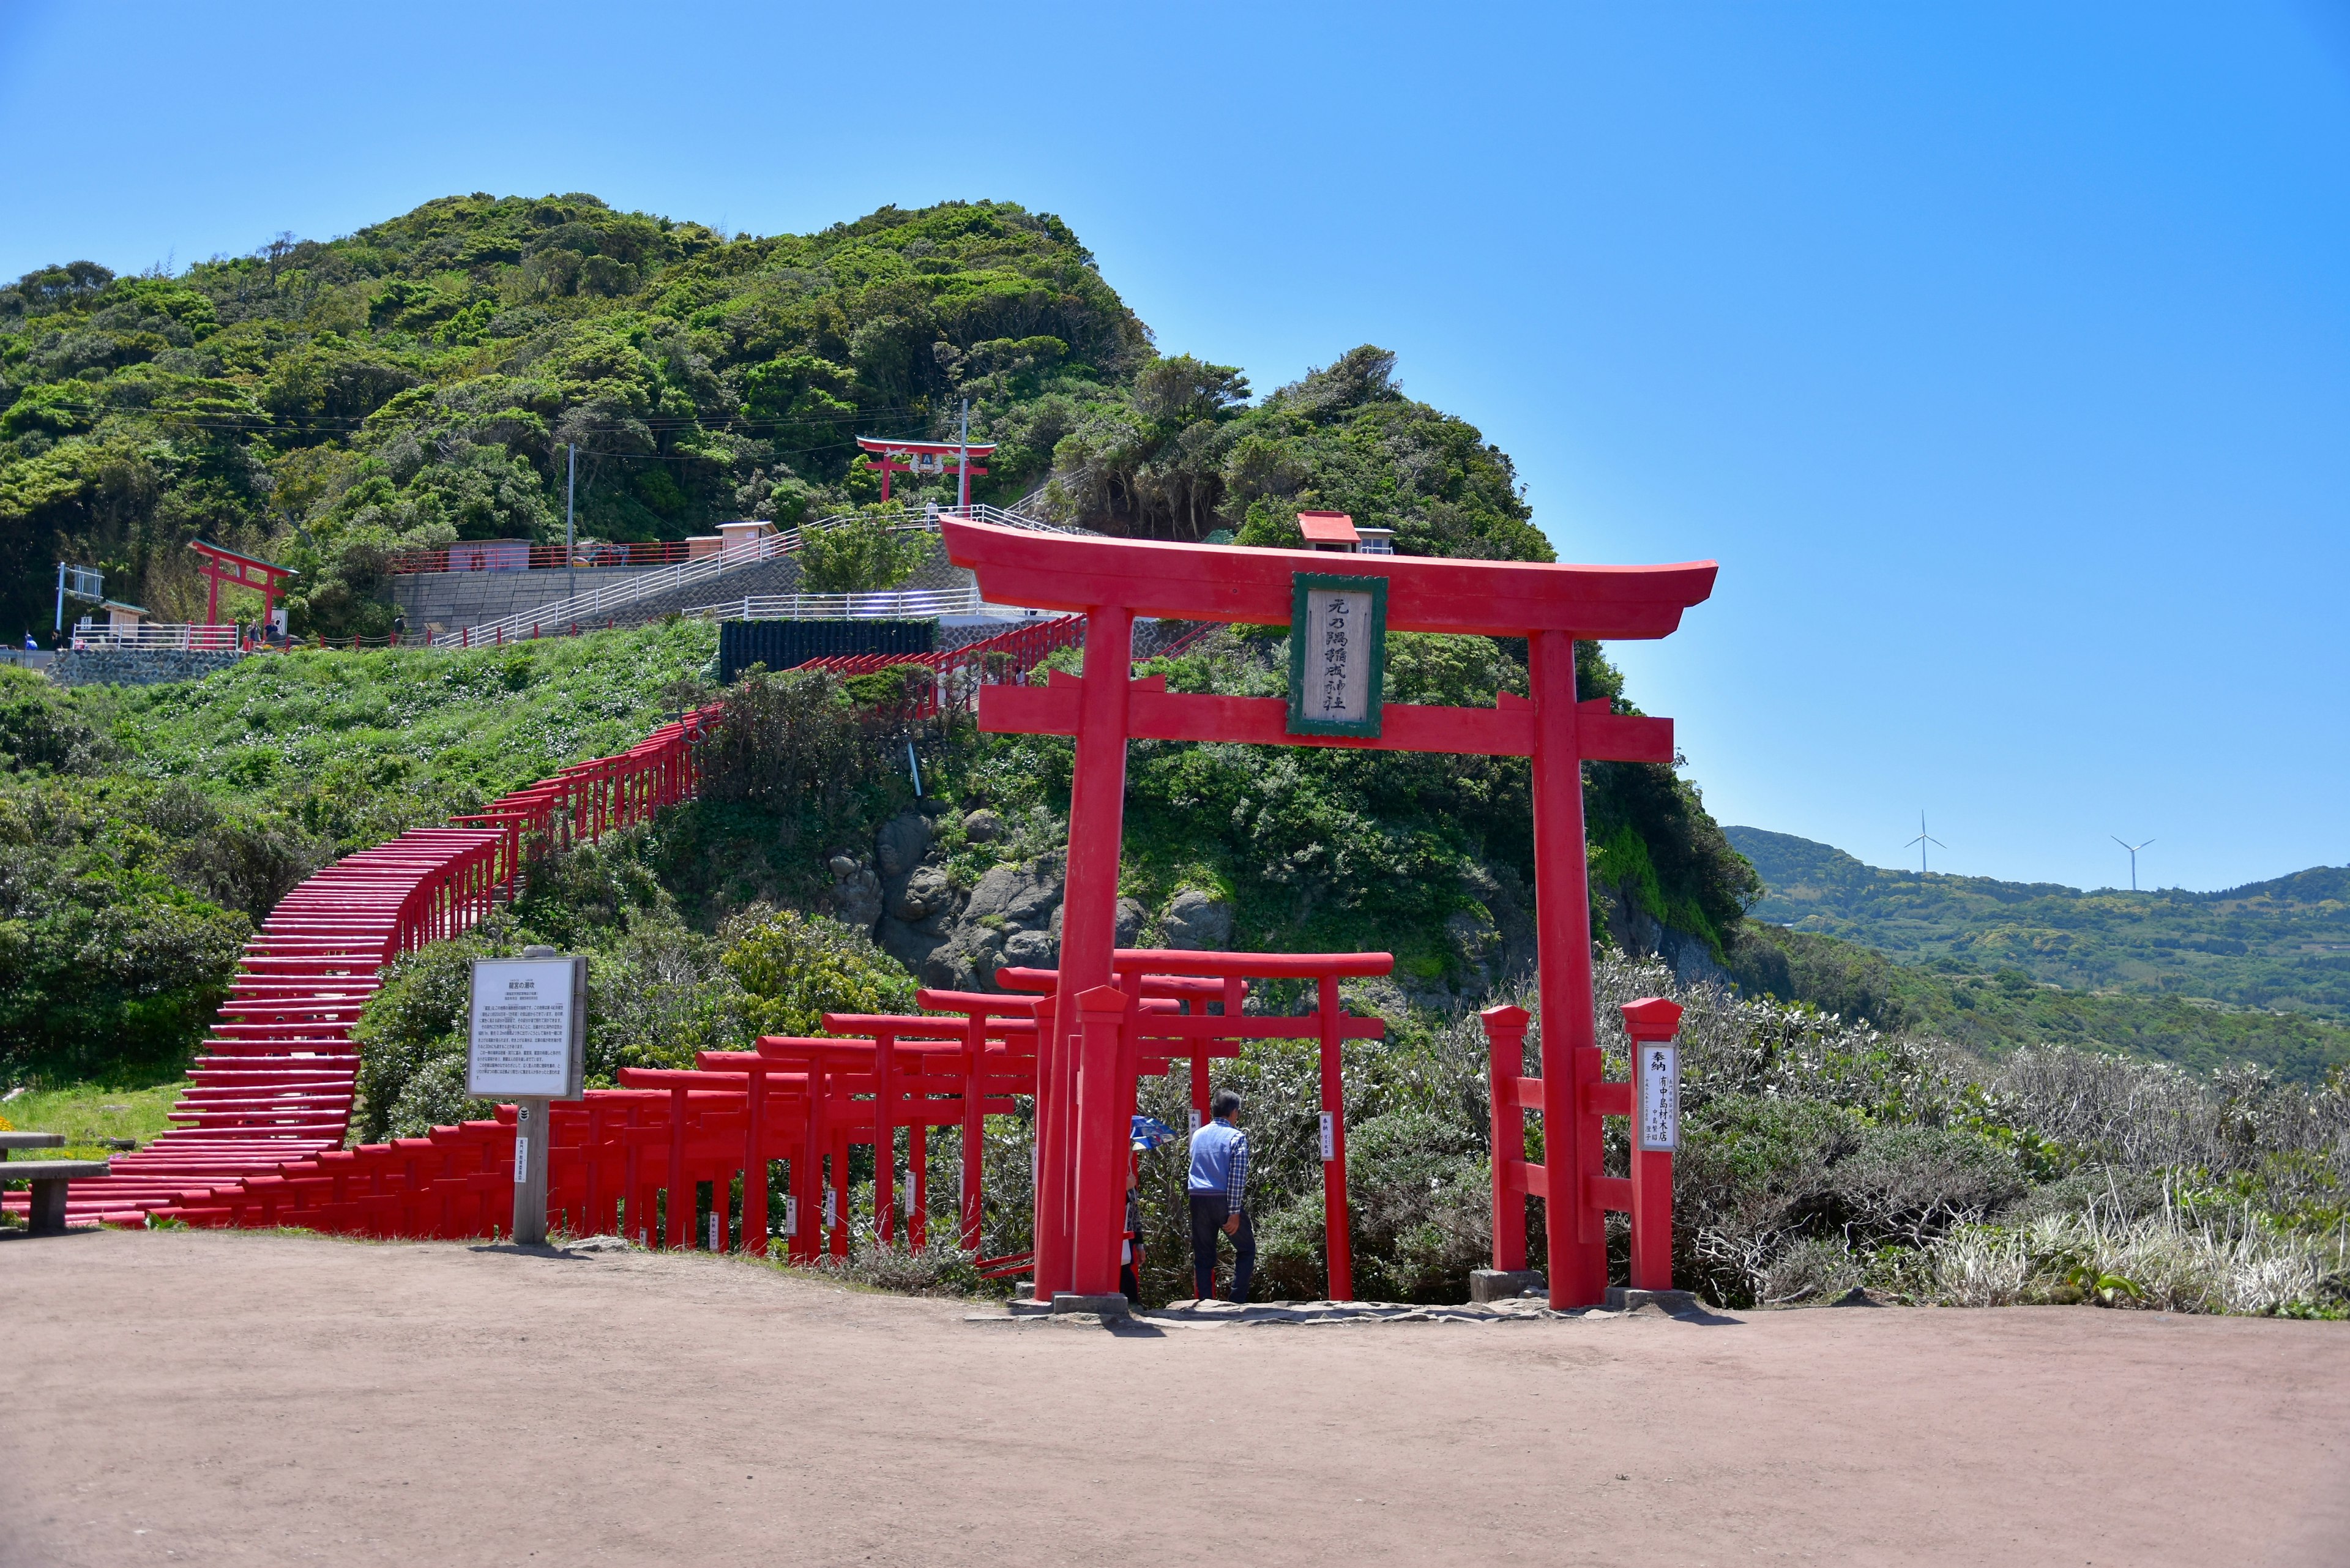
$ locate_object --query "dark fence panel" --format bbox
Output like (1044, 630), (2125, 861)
(718, 619), (938, 685)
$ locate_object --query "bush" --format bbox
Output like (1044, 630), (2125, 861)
(796, 511), (928, 593)
(720, 907), (917, 1038)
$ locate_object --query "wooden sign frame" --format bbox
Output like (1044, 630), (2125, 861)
(1286, 572), (1388, 739)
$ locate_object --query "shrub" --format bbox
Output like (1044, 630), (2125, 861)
(719, 907), (916, 1038)
(797, 511), (928, 593)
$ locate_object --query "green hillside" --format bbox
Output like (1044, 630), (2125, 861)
(1, 195), (1543, 642)
(1729, 826), (2350, 1020)
(1725, 827), (2350, 1083)
(0, 195), (1756, 1088)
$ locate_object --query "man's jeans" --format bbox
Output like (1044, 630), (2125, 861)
(1188, 1192), (1255, 1302)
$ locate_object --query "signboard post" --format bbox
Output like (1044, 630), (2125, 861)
(1622, 997), (1685, 1293)
(468, 946), (586, 1245)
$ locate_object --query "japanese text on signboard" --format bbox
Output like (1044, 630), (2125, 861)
(1286, 572), (1387, 738)
(1637, 1045), (1680, 1151)
(466, 958), (581, 1098)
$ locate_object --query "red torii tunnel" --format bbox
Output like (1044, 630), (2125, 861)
(996, 949), (1389, 1301)
(942, 514), (1717, 1310)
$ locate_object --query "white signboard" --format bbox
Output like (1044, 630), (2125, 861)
(466, 958), (585, 1099)
(1188, 1108), (1203, 1135)
(782, 1196), (798, 1236)
(823, 1188), (838, 1229)
(1636, 1045), (1680, 1152)
(1318, 1111), (1336, 1162)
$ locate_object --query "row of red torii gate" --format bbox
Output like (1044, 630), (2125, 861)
(120, 515), (1717, 1309)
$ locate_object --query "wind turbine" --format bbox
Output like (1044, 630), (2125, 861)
(1906, 811), (1946, 875)
(2112, 835), (2155, 892)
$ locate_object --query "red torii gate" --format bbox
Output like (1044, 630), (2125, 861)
(187, 539), (296, 629)
(942, 514), (1716, 1310)
(856, 435), (994, 506)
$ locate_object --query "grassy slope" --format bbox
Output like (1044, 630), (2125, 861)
(0, 1078), (187, 1159)
(99, 619), (716, 846)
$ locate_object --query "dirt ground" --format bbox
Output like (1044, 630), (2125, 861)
(2, 1230), (2345, 1567)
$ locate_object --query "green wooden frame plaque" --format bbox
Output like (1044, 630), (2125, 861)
(1286, 572), (1389, 738)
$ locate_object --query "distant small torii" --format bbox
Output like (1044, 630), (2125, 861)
(855, 435), (994, 507)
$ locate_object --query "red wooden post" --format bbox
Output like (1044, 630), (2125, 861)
(793, 1058), (824, 1263)
(1531, 630), (1609, 1309)
(1050, 611), (1135, 1300)
(1481, 1004), (1531, 1273)
(960, 1012), (985, 1251)
(828, 1131), (851, 1259)
(873, 1026), (897, 1247)
(1316, 973), (1353, 1301)
(1071, 984), (1131, 1296)
(743, 1060), (770, 1256)
(908, 1121), (928, 1250)
(666, 1085), (688, 1249)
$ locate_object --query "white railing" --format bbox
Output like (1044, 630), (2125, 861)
(681, 587), (983, 622)
(433, 504), (1080, 648)
(70, 621), (242, 652)
(434, 531), (805, 647)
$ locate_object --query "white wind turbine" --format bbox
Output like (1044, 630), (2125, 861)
(1906, 812), (1946, 875)
(2112, 836), (2155, 892)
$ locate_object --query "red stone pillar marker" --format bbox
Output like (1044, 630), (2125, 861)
(1530, 631), (1609, 1309)
(1622, 997), (1684, 1293)
(1480, 1004), (1532, 1274)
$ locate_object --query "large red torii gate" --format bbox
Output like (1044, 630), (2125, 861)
(943, 514), (1717, 1310)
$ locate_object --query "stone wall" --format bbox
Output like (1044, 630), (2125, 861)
(48, 648), (246, 688)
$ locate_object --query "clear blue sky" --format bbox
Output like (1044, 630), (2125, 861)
(5, 2), (2345, 894)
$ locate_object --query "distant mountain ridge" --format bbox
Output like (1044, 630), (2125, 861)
(1727, 826), (2350, 1023)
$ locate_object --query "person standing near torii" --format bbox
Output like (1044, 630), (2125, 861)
(1186, 1089), (1254, 1302)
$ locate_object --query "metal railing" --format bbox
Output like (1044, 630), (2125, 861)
(681, 587), (983, 622)
(431, 504), (1074, 648)
(69, 621), (242, 652)
(390, 538), (706, 574)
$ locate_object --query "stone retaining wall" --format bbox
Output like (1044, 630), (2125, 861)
(48, 648), (247, 687)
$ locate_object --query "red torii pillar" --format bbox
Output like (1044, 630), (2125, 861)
(944, 515), (1715, 1308)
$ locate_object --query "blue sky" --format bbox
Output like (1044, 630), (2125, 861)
(4, 2), (2344, 894)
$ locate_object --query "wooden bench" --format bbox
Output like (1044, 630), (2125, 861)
(2, 1132), (111, 1235)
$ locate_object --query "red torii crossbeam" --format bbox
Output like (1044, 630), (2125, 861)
(187, 539), (296, 629)
(943, 515), (1716, 1310)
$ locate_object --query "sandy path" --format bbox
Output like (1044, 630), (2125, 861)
(2, 1229), (2344, 1567)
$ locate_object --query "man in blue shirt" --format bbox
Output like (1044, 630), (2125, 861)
(1187, 1088), (1254, 1302)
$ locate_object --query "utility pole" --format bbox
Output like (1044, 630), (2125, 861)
(957, 398), (971, 512)
(565, 443), (577, 603)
